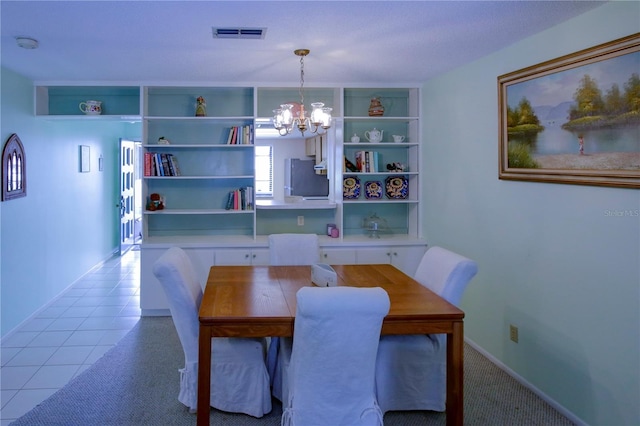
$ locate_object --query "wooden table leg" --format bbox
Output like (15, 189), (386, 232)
(197, 324), (212, 426)
(446, 321), (464, 426)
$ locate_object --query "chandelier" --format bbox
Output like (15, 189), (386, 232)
(273, 49), (332, 136)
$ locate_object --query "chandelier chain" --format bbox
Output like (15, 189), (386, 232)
(299, 55), (305, 105)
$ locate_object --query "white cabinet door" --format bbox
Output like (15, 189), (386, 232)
(387, 245), (427, 277)
(321, 248), (357, 265)
(356, 245), (427, 276)
(356, 247), (393, 265)
(215, 248), (269, 265)
(140, 248), (168, 313)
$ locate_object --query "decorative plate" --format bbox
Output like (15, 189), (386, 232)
(385, 176), (408, 199)
(343, 176), (361, 199)
(364, 180), (383, 199)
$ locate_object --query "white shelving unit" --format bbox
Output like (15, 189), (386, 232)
(141, 87), (256, 243)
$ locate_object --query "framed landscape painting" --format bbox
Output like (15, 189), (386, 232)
(498, 33), (639, 188)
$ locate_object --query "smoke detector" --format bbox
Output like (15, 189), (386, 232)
(16, 37), (39, 49)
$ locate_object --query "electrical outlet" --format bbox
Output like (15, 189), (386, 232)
(297, 215), (304, 226)
(510, 324), (519, 343)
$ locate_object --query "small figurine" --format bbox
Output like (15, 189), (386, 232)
(386, 162), (406, 172)
(157, 136), (170, 145)
(195, 96), (207, 117)
(368, 97), (385, 117)
(147, 193), (164, 211)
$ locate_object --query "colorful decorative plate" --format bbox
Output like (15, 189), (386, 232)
(385, 176), (408, 199)
(343, 176), (361, 199)
(364, 180), (383, 199)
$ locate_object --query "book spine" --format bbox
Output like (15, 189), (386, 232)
(225, 191), (234, 210)
(166, 154), (176, 176)
(154, 153), (163, 176)
(226, 127), (234, 145)
(160, 154), (171, 176)
(170, 156), (181, 176)
(240, 187), (246, 210)
(248, 186), (254, 210)
(144, 152), (152, 176)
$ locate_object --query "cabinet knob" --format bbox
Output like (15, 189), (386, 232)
(252, 254), (256, 259)
(245, 254), (250, 259)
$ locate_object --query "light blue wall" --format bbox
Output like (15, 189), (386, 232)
(421, 3), (639, 425)
(0, 68), (141, 336)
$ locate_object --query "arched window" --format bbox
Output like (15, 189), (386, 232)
(2, 133), (27, 201)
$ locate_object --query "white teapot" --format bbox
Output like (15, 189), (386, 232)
(365, 128), (383, 143)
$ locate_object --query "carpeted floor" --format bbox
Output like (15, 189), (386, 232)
(11, 317), (575, 425)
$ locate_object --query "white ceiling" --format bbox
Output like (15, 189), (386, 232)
(1, 1), (605, 86)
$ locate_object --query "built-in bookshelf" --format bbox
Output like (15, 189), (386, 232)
(141, 86), (256, 242)
(340, 87), (421, 238)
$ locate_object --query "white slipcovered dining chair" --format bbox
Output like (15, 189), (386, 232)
(374, 246), (478, 413)
(268, 233), (320, 266)
(267, 233), (320, 391)
(280, 286), (390, 426)
(152, 247), (272, 417)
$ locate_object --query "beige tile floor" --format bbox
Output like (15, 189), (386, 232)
(0, 249), (141, 425)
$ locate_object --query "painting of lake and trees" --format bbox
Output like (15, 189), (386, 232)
(498, 34), (640, 188)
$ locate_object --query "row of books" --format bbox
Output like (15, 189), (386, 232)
(225, 186), (254, 210)
(227, 125), (254, 145)
(144, 152), (181, 176)
(354, 151), (380, 173)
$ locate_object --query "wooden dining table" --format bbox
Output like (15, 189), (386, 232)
(197, 264), (465, 426)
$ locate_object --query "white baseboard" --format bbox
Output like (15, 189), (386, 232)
(464, 337), (587, 426)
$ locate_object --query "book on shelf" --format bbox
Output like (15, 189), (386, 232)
(344, 157), (359, 173)
(167, 154), (181, 176)
(354, 151), (379, 172)
(160, 154), (171, 176)
(226, 125), (254, 145)
(145, 152), (181, 176)
(154, 153), (163, 176)
(224, 186), (254, 210)
(144, 152), (152, 176)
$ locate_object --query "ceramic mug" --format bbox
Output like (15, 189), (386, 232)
(392, 135), (405, 143)
(79, 100), (102, 115)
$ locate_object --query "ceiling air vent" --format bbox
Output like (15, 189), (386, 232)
(212, 27), (266, 39)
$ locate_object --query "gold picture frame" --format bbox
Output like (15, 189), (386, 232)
(498, 33), (640, 188)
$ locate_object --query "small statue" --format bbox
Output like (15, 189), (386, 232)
(147, 193), (164, 211)
(195, 96), (207, 117)
(386, 162), (406, 172)
(368, 97), (385, 117)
